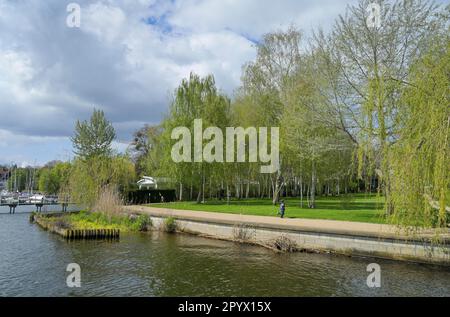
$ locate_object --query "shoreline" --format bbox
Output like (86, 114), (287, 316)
(32, 212), (120, 240)
(123, 205), (450, 266)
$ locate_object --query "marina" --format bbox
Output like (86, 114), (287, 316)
(0, 191), (73, 213)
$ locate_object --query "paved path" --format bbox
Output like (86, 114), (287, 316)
(124, 205), (450, 241)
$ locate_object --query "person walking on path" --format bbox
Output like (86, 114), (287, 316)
(279, 200), (286, 218)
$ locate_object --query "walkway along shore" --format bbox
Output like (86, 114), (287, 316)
(123, 205), (450, 265)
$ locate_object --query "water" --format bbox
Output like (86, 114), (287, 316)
(0, 212), (449, 297)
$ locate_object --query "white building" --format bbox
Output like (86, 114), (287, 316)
(137, 176), (158, 190)
(136, 176), (173, 190)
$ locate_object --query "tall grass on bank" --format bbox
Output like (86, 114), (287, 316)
(93, 186), (123, 218)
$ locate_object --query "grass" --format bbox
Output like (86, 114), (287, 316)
(150, 194), (387, 224)
(163, 216), (177, 233)
(44, 211), (152, 232)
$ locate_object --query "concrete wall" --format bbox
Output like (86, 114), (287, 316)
(149, 216), (450, 265)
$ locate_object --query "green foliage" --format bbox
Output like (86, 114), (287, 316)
(71, 109), (116, 160)
(38, 162), (71, 194)
(160, 72), (231, 203)
(163, 217), (177, 233)
(7, 167), (39, 192)
(390, 40), (450, 229)
(133, 215), (152, 232)
(69, 155), (136, 207)
(130, 125), (163, 176)
(63, 211), (152, 232)
(68, 109), (135, 206)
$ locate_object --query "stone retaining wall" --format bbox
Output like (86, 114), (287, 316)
(146, 215), (450, 265)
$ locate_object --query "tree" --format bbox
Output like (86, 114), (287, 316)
(240, 27), (302, 204)
(7, 166), (39, 192)
(281, 59), (354, 208)
(71, 109), (116, 160)
(390, 39), (450, 229)
(313, 0), (448, 214)
(69, 109), (135, 207)
(129, 125), (162, 176)
(162, 72), (231, 203)
(38, 162), (71, 195)
(69, 155), (135, 207)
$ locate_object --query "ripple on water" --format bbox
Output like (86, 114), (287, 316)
(0, 213), (449, 296)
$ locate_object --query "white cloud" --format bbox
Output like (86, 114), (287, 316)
(167, 0), (359, 39)
(0, 0), (362, 164)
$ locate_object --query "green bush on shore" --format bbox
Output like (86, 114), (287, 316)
(163, 217), (177, 233)
(48, 211), (152, 232)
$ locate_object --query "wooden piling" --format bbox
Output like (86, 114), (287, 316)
(63, 228), (119, 240)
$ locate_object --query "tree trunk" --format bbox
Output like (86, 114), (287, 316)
(202, 173), (205, 203)
(309, 161), (316, 209)
(300, 175), (303, 208)
(245, 181), (250, 199)
(272, 172), (283, 205)
(258, 180), (261, 198)
(196, 189), (202, 204)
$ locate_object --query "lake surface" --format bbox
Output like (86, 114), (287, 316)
(0, 210), (449, 297)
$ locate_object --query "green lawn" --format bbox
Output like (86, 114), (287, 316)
(150, 194), (387, 224)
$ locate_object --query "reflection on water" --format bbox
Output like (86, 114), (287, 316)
(0, 213), (449, 297)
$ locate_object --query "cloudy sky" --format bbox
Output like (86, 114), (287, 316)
(0, 0), (446, 166)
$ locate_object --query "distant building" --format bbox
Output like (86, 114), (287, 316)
(136, 176), (173, 190)
(137, 176), (157, 190)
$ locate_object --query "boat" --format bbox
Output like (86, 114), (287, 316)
(4, 197), (19, 205)
(19, 194), (30, 204)
(45, 196), (58, 203)
(29, 194), (45, 203)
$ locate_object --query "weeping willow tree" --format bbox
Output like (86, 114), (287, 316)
(69, 155), (136, 208)
(389, 40), (450, 230)
(320, 0), (448, 215)
(357, 71), (399, 212)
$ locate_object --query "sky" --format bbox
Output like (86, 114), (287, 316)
(0, 0), (447, 167)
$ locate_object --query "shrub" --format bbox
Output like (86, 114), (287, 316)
(273, 235), (297, 252)
(233, 223), (254, 242)
(163, 217), (177, 233)
(131, 215), (152, 232)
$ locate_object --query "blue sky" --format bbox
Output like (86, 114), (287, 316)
(0, 0), (448, 167)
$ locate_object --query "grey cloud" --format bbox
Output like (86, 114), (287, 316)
(0, 0), (358, 145)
